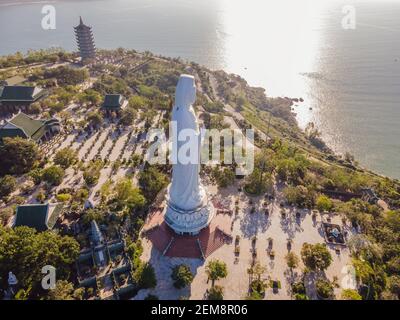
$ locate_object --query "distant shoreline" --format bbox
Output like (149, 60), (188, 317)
(0, 1), (56, 7)
(0, 0), (399, 179)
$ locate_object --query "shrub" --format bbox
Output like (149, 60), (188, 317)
(134, 262), (157, 289)
(0, 207), (14, 225)
(0, 137), (39, 175)
(316, 279), (334, 300)
(171, 264), (194, 289)
(283, 185), (316, 208)
(54, 148), (78, 169)
(341, 289), (362, 300)
(285, 252), (299, 270)
(127, 240), (143, 270)
(29, 168), (43, 185)
(316, 195), (334, 212)
(138, 165), (168, 202)
(249, 279), (265, 299)
(294, 293), (309, 300)
(208, 285), (224, 300)
(42, 165), (65, 186)
(56, 193), (72, 203)
(0, 175), (16, 199)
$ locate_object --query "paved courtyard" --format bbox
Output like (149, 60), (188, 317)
(139, 181), (355, 300)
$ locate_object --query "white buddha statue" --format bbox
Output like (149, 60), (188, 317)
(169, 75), (205, 210)
(165, 74), (214, 235)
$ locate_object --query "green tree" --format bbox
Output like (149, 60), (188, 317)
(205, 260), (228, 286)
(28, 168), (43, 185)
(0, 226), (80, 298)
(301, 243), (332, 272)
(78, 89), (102, 106)
(284, 185), (316, 208)
(0, 137), (39, 175)
(114, 178), (145, 211)
(0, 175), (16, 199)
(42, 165), (65, 186)
(246, 262), (266, 300)
(352, 258), (386, 299)
(138, 165), (168, 202)
(0, 207), (14, 225)
(275, 155), (308, 184)
(212, 167), (235, 188)
(285, 252), (300, 271)
(44, 66), (89, 85)
(128, 95), (147, 109)
(244, 169), (273, 195)
(247, 261), (266, 281)
(54, 147), (78, 169)
(127, 239), (143, 270)
(171, 264), (194, 289)
(134, 262), (157, 289)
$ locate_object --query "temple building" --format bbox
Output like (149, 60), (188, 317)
(0, 112), (60, 144)
(0, 85), (46, 114)
(13, 203), (63, 232)
(74, 16), (96, 64)
(101, 94), (127, 117)
(75, 220), (136, 299)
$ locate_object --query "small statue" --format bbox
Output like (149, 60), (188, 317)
(8, 271), (18, 286)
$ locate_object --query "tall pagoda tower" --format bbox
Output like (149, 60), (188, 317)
(74, 16), (96, 64)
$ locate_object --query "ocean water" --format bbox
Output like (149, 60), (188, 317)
(0, 0), (399, 178)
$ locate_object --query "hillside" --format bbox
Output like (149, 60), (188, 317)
(0, 48), (399, 300)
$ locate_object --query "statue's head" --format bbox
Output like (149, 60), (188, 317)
(175, 74), (196, 109)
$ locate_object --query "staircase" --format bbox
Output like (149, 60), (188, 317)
(200, 229), (230, 258)
(162, 237), (174, 256)
(165, 235), (203, 258)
